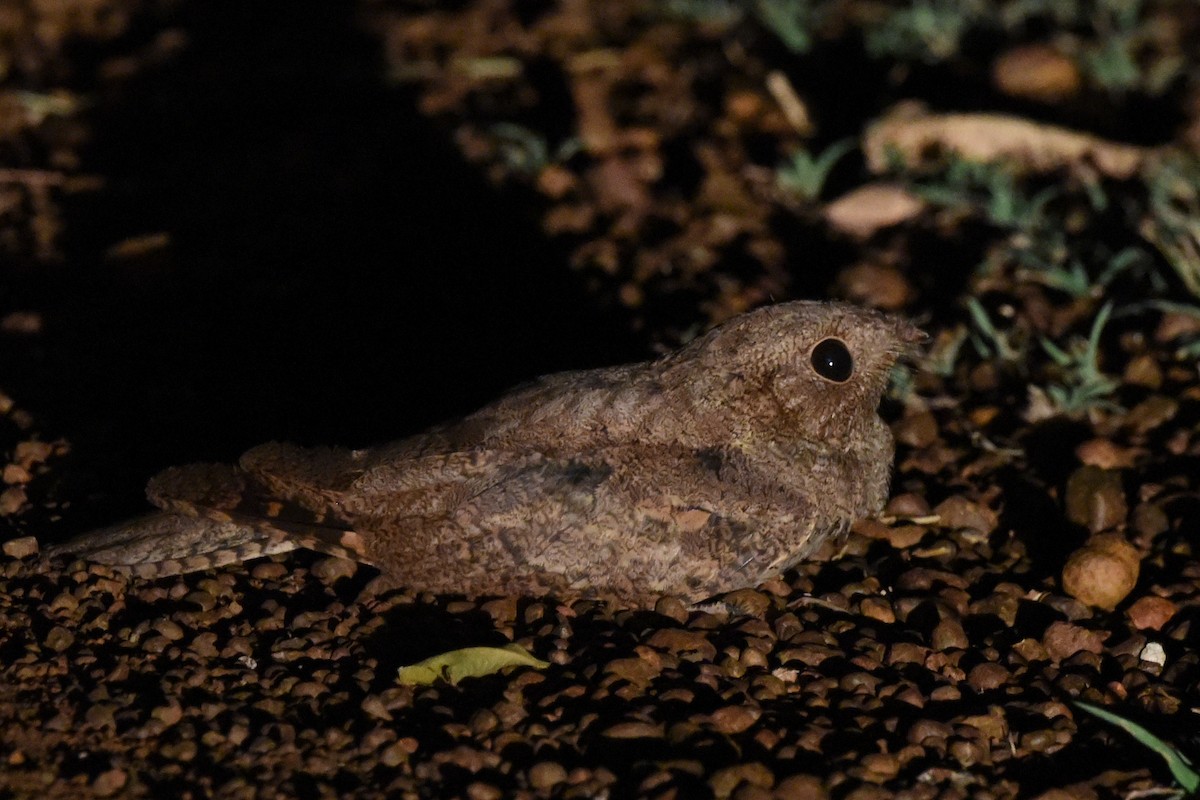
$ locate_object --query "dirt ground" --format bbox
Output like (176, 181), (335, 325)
(1, 1), (1199, 798)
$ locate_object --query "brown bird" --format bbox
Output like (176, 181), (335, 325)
(50, 301), (923, 607)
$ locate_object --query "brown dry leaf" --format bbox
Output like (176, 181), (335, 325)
(823, 183), (925, 240)
(864, 103), (1148, 178)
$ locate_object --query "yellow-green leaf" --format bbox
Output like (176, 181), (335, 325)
(397, 644), (549, 686)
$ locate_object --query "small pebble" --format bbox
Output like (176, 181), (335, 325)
(2, 536), (38, 559)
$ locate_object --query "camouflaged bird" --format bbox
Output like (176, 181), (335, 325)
(51, 301), (923, 607)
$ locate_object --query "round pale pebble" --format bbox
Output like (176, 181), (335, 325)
(1061, 534), (1140, 611)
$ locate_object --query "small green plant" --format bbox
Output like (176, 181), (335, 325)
(863, 0), (986, 63)
(1143, 156), (1200, 299)
(996, 0), (1082, 31)
(1074, 701), (1200, 795)
(965, 297), (1022, 363)
(1016, 254), (1093, 297)
(1075, 0), (1185, 96)
(488, 123), (581, 176)
(1140, 300), (1200, 360)
(1014, 245), (1159, 299)
(1037, 301), (1121, 415)
(751, 0), (826, 53)
(776, 138), (855, 202)
(664, 0), (743, 26)
(911, 158), (1057, 233)
(1084, 36), (1142, 93)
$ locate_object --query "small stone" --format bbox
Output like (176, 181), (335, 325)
(2, 464), (31, 484)
(189, 632), (219, 658)
(1061, 533), (1140, 610)
(2, 536), (38, 558)
(154, 619), (185, 641)
(1042, 621), (1106, 662)
(1139, 642), (1167, 668)
(931, 618), (968, 650)
(960, 708), (1008, 742)
(603, 657), (660, 686)
(720, 588), (773, 617)
(907, 718), (953, 746)
(1123, 395), (1178, 435)
(930, 685), (961, 702)
(1131, 502), (1170, 539)
(948, 738), (988, 768)
(536, 164), (576, 199)
(653, 595), (688, 623)
(859, 597), (895, 624)
(357, 695), (391, 724)
(479, 597), (517, 625)
(250, 561), (288, 581)
(708, 705), (761, 734)
(14, 440), (54, 465)
(644, 628), (717, 660)
(44, 626), (74, 652)
(967, 662), (1010, 691)
(310, 556), (357, 583)
(1065, 466), (1127, 533)
(836, 262), (914, 311)
(773, 774), (827, 800)
(92, 769), (128, 798)
(465, 782), (502, 800)
(992, 44), (1081, 103)
(184, 590), (216, 611)
(1126, 595), (1177, 631)
(709, 763), (774, 797)
(1075, 439), (1138, 470)
(601, 721), (665, 739)
(1012, 638), (1049, 662)
(858, 752), (899, 782)
(0, 487), (26, 516)
(1123, 353), (1162, 389)
(933, 495), (998, 535)
(528, 761), (568, 791)
(1019, 729), (1059, 754)
(85, 703), (117, 730)
(379, 741), (408, 767)
(152, 703), (183, 726)
(884, 492), (932, 518)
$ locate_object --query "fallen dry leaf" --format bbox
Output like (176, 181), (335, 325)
(864, 103), (1148, 178)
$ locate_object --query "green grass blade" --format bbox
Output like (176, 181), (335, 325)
(1074, 701), (1200, 794)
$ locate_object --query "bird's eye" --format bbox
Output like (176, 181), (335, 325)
(810, 338), (853, 382)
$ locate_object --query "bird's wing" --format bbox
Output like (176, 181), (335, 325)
(350, 442), (816, 604)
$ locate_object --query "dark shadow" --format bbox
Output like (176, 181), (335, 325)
(4, 0), (643, 535)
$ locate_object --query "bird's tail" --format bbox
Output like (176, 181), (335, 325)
(45, 458), (374, 579)
(43, 512), (305, 578)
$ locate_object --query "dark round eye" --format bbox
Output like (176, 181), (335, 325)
(811, 338), (853, 382)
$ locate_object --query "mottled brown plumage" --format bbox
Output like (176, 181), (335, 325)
(51, 301), (923, 606)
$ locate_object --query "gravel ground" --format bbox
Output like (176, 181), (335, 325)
(2, 1), (1200, 798)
